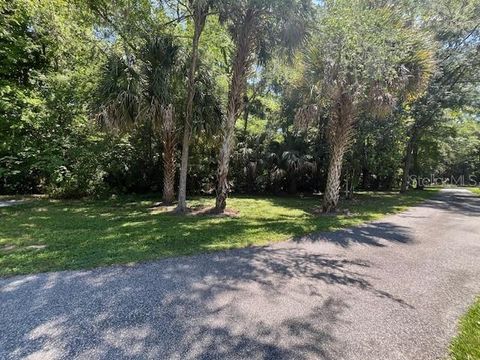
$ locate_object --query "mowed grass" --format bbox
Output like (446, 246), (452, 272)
(449, 298), (480, 360)
(469, 187), (480, 196)
(0, 190), (437, 277)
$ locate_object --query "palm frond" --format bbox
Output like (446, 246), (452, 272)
(95, 53), (140, 131)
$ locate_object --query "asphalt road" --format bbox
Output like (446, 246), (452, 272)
(1, 189), (479, 360)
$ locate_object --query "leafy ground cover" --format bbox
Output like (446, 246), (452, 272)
(0, 190), (437, 277)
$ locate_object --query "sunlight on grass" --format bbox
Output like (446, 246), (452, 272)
(449, 297), (480, 360)
(469, 187), (480, 196)
(0, 190), (438, 276)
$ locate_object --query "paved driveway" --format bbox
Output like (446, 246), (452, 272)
(1, 189), (479, 359)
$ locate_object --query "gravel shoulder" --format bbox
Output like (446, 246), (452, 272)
(1, 188), (479, 360)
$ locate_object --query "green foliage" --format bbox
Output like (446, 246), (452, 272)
(0, 0), (478, 200)
(217, 0), (311, 62)
(95, 53), (140, 129)
(417, 112), (480, 181)
(299, 0), (433, 120)
(0, 0), (104, 196)
(399, 0), (480, 190)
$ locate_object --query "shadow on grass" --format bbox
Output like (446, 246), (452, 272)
(0, 190), (439, 276)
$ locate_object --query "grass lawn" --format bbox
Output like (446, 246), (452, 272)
(469, 187), (480, 196)
(0, 190), (437, 277)
(449, 297), (480, 360)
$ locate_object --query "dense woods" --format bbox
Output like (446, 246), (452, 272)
(1, 0), (479, 212)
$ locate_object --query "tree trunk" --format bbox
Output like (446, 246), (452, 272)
(176, 120), (192, 209)
(176, 13), (207, 213)
(242, 98), (250, 192)
(243, 96), (249, 138)
(215, 113), (236, 211)
(161, 105), (176, 204)
(361, 167), (369, 190)
(322, 95), (355, 213)
(400, 128), (417, 193)
(323, 139), (348, 212)
(214, 11), (255, 213)
(345, 168), (355, 199)
(412, 142), (424, 189)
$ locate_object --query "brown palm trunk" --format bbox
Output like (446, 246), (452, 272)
(161, 105), (176, 204)
(323, 140), (348, 212)
(215, 11), (255, 213)
(215, 113), (236, 211)
(177, 121), (192, 209)
(176, 13), (207, 213)
(323, 95), (354, 213)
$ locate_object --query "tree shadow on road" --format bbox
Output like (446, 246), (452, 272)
(0, 237), (414, 359)
(418, 191), (480, 217)
(293, 221), (412, 248)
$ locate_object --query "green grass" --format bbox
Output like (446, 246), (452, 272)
(449, 298), (480, 360)
(469, 187), (480, 196)
(0, 190), (437, 277)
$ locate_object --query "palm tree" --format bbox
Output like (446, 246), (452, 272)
(95, 35), (181, 205)
(139, 36), (181, 204)
(214, 0), (311, 213)
(295, 1), (434, 212)
(95, 54), (140, 131)
(281, 150), (315, 194)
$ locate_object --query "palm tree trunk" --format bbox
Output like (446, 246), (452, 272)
(161, 105), (176, 204)
(215, 112), (236, 211)
(242, 97), (250, 191)
(176, 14), (207, 213)
(214, 11), (255, 213)
(323, 139), (348, 212)
(323, 96), (355, 213)
(163, 155), (175, 204)
(177, 122), (192, 209)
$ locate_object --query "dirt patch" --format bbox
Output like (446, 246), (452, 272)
(26, 244), (47, 250)
(0, 244), (46, 253)
(1, 245), (17, 253)
(310, 206), (356, 217)
(149, 203), (239, 217)
(187, 206), (240, 218)
(149, 204), (178, 214)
